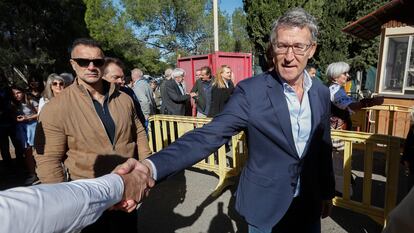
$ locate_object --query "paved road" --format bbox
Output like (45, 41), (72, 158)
(0, 159), (387, 233)
(136, 168), (384, 233)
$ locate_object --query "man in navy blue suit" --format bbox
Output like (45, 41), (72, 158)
(130, 7), (335, 233)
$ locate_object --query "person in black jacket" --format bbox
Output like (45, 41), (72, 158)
(191, 66), (213, 117)
(208, 65), (235, 117)
(163, 68), (196, 115)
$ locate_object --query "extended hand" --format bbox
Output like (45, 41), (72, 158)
(120, 169), (153, 203)
(111, 158), (155, 212)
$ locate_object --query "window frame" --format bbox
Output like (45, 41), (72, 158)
(378, 26), (414, 97)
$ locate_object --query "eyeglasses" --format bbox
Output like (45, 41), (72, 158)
(52, 81), (64, 87)
(72, 58), (105, 67)
(273, 42), (313, 55)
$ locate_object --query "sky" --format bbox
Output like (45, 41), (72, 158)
(112, 0), (244, 14)
(219, 0), (243, 15)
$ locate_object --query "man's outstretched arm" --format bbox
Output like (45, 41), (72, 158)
(0, 159), (154, 233)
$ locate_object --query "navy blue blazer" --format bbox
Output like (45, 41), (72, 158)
(149, 70), (335, 231)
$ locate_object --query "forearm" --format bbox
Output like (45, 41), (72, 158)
(168, 91), (189, 102)
(27, 114), (39, 121)
(0, 174), (124, 233)
(35, 155), (66, 183)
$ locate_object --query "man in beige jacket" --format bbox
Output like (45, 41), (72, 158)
(35, 38), (151, 233)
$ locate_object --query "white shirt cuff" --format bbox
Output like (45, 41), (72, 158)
(144, 159), (158, 181)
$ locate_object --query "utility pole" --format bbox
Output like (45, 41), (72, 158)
(213, 0), (219, 52)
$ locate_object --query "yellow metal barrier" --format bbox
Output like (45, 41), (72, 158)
(148, 115), (247, 197)
(149, 115), (404, 224)
(331, 130), (404, 225)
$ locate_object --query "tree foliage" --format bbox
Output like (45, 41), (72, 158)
(83, 0), (166, 75)
(122, 0), (208, 57)
(121, 0), (252, 62)
(231, 8), (253, 53)
(0, 0), (89, 85)
(0, 0), (253, 80)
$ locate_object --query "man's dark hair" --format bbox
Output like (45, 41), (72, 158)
(306, 64), (316, 70)
(103, 57), (126, 74)
(70, 38), (103, 55)
(124, 75), (132, 85)
(200, 66), (211, 76)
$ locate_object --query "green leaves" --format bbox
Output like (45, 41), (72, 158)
(0, 0), (89, 84)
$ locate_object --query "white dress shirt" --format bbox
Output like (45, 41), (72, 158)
(0, 174), (124, 233)
(282, 72), (313, 197)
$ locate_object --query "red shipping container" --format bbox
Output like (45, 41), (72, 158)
(177, 51), (252, 93)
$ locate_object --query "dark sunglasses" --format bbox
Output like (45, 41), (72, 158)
(72, 58), (105, 67)
(52, 81), (64, 87)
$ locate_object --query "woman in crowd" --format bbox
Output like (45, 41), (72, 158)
(38, 73), (65, 113)
(208, 65), (235, 117)
(327, 61), (383, 195)
(11, 86), (39, 184)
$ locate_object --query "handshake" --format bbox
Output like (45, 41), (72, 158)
(111, 158), (155, 212)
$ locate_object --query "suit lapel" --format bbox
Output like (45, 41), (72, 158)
(308, 84), (321, 136)
(301, 82), (322, 157)
(266, 71), (299, 158)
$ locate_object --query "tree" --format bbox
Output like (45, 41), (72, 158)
(83, 0), (166, 75)
(231, 8), (252, 53)
(121, 0), (252, 62)
(195, 6), (234, 54)
(122, 0), (208, 57)
(0, 0), (89, 85)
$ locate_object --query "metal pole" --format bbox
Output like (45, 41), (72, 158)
(213, 0), (219, 52)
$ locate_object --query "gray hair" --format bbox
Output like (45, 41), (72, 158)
(270, 7), (318, 45)
(164, 68), (173, 79)
(42, 73), (65, 100)
(171, 68), (186, 79)
(131, 68), (143, 80)
(326, 62), (350, 81)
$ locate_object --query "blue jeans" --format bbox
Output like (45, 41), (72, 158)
(16, 121), (37, 148)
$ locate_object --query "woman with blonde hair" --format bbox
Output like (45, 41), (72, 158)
(208, 65), (234, 117)
(38, 73), (66, 113)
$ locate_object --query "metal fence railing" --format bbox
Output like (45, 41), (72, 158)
(149, 115), (405, 224)
(148, 115), (247, 197)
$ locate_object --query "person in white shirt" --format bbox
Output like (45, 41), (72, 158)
(0, 158), (154, 233)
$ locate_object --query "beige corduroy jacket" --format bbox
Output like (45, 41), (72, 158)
(35, 79), (151, 183)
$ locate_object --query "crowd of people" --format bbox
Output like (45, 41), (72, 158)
(0, 6), (413, 233)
